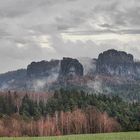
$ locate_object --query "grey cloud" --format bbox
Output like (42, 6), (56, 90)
(0, 0), (57, 18)
(49, 33), (140, 60)
(0, 0), (140, 73)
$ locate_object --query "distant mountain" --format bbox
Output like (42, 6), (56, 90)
(0, 49), (140, 101)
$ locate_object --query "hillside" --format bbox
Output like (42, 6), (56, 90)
(0, 49), (140, 101)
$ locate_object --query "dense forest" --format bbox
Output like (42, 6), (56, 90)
(0, 89), (139, 136)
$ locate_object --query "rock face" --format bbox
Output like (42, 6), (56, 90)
(26, 58), (84, 91)
(60, 57), (84, 78)
(135, 62), (140, 79)
(27, 60), (60, 78)
(27, 58), (83, 79)
(96, 49), (136, 77)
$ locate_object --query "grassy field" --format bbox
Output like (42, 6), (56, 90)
(0, 132), (140, 140)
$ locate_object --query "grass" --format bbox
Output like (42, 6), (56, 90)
(0, 132), (140, 140)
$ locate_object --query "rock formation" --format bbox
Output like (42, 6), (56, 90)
(0, 49), (140, 93)
(60, 57), (83, 78)
(27, 60), (60, 78)
(96, 49), (136, 77)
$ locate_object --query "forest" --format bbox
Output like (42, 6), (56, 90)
(0, 89), (139, 136)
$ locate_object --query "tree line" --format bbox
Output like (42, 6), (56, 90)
(0, 89), (139, 136)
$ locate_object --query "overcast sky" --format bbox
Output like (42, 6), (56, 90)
(0, 0), (140, 73)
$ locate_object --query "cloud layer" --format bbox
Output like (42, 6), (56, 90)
(0, 0), (140, 73)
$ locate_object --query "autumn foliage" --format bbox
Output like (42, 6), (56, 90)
(0, 108), (120, 137)
(1, 89), (139, 136)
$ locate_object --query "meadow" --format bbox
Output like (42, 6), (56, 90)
(0, 132), (140, 140)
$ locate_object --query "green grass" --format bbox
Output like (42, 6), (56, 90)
(0, 132), (140, 140)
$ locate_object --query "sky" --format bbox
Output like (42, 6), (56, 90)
(0, 0), (140, 73)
